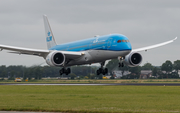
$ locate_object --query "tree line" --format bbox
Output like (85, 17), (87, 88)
(0, 59), (180, 80)
(106, 59), (180, 79)
(0, 65), (98, 80)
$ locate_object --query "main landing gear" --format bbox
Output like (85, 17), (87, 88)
(119, 62), (124, 67)
(119, 56), (124, 67)
(59, 68), (71, 75)
(97, 62), (108, 75)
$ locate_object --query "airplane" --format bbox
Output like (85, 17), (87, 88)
(0, 15), (177, 75)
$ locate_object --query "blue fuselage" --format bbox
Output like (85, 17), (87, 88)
(49, 34), (132, 52)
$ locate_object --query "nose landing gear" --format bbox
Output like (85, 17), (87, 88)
(119, 56), (125, 67)
(119, 62), (124, 67)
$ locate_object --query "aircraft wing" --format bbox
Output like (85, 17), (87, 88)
(132, 37), (177, 52)
(0, 44), (83, 59)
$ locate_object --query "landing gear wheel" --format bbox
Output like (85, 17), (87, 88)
(122, 63), (124, 67)
(59, 68), (71, 75)
(96, 68), (108, 75)
(59, 69), (64, 75)
(102, 71), (106, 75)
(119, 63), (124, 67)
(105, 68), (108, 74)
(99, 68), (103, 73)
(67, 68), (71, 74)
(119, 63), (121, 67)
(97, 70), (100, 75)
(59, 71), (63, 75)
(96, 61), (109, 75)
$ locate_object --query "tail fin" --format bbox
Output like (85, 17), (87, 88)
(43, 15), (57, 49)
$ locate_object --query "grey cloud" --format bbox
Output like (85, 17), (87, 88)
(0, 0), (179, 66)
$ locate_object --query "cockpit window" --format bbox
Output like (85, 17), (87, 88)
(117, 40), (129, 43)
(117, 40), (121, 43)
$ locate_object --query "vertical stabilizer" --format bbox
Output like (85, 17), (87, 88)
(43, 15), (57, 49)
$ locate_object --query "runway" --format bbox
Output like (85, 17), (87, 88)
(0, 111), (62, 113)
(1, 83), (180, 86)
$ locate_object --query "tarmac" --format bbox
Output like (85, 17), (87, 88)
(0, 112), (63, 113)
(1, 83), (180, 86)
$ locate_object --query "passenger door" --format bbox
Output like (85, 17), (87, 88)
(107, 38), (112, 49)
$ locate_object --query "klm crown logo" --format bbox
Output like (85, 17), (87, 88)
(46, 31), (52, 42)
(48, 31), (51, 36)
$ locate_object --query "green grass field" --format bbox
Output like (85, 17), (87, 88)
(0, 86), (180, 113)
(1, 79), (180, 84)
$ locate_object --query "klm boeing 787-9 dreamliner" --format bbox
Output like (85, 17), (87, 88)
(0, 15), (177, 75)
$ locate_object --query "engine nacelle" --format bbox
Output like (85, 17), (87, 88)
(124, 52), (142, 67)
(46, 51), (65, 66)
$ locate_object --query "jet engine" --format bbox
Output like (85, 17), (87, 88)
(123, 52), (142, 67)
(46, 51), (65, 66)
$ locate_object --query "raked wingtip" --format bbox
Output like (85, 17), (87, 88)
(43, 14), (47, 17)
(174, 37), (177, 41)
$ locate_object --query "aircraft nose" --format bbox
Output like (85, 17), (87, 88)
(127, 43), (132, 51)
(124, 42), (132, 51)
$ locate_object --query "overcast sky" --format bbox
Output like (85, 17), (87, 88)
(0, 0), (179, 67)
